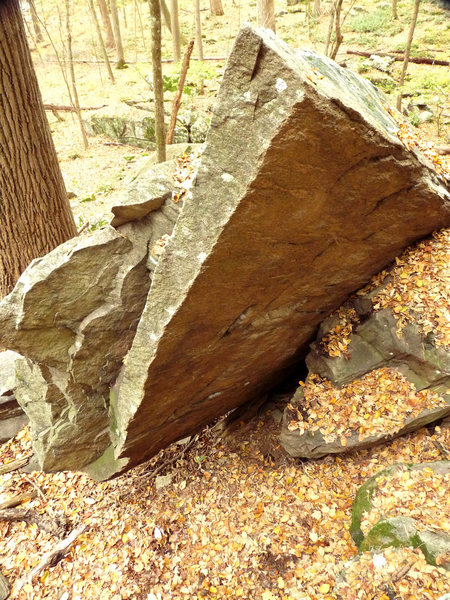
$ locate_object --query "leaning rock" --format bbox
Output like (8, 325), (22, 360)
(0, 163), (181, 470)
(0, 572), (9, 600)
(0, 351), (28, 443)
(350, 461), (450, 568)
(88, 25), (449, 478)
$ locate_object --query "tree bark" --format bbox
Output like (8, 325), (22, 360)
(97, 0), (115, 48)
(0, 0), (77, 299)
(313, 0), (321, 17)
(194, 0), (204, 60)
(257, 0), (275, 32)
(149, 0), (166, 162)
(397, 0), (421, 111)
(170, 0), (181, 61)
(109, 0), (125, 68)
(88, 0), (115, 82)
(210, 0), (224, 16)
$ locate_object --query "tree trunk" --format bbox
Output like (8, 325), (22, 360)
(65, 0), (89, 149)
(88, 0), (115, 82)
(257, 0), (275, 32)
(149, 0), (166, 162)
(329, 0), (344, 60)
(397, 0), (421, 111)
(160, 0), (172, 32)
(210, 0), (224, 16)
(194, 0), (204, 60)
(170, 0), (181, 61)
(0, 0), (77, 298)
(97, 0), (115, 48)
(109, 0), (125, 68)
(392, 0), (398, 20)
(29, 0), (43, 42)
(312, 0), (320, 17)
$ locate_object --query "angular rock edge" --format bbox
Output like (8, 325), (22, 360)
(84, 25), (449, 479)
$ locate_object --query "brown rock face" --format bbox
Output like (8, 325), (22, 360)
(92, 26), (449, 478)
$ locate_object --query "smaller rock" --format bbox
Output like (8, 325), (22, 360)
(350, 461), (450, 568)
(0, 351), (28, 443)
(370, 54), (395, 73)
(155, 475), (173, 490)
(420, 110), (434, 123)
(110, 160), (176, 227)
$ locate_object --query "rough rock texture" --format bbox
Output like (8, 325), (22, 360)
(0, 350), (28, 443)
(0, 162), (180, 470)
(0, 572), (9, 600)
(350, 461), (450, 568)
(280, 289), (450, 458)
(88, 25), (450, 478)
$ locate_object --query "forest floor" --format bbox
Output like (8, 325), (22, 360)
(0, 0), (449, 598)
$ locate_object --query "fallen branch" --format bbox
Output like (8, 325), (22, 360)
(13, 525), (85, 592)
(0, 456), (30, 475)
(43, 103), (107, 112)
(166, 39), (195, 145)
(141, 434), (199, 479)
(0, 491), (37, 510)
(346, 49), (450, 66)
(0, 507), (63, 535)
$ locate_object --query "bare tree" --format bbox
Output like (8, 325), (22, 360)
(194, 0), (204, 60)
(0, 0), (77, 297)
(397, 0), (421, 111)
(170, 0), (181, 61)
(29, 0), (43, 42)
(87, 0), (115, 82)
(257, 0), (275, 31)
(392, 0), (398, 20)
(160, 0), (172, 32)
(109, 0), (125, 68)
(65, 0), (89, 149)
(97, 0), (115, 48)
(210, 0), (224, 16)
(313, 0), (321, 17)
(149, 0), (166, 162)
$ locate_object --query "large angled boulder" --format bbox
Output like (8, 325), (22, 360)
(87, 25), (450, 478)
(0, 163), (181, 470)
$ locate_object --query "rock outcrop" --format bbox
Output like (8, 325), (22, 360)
(0, 26), (449, 477)
(0, 351), (28, 443)
(90, 26), (449, 478)
(280, 230), (450, 458)
(0, 162), (181, 470)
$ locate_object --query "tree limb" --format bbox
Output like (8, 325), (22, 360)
(346, 49), (449, 66)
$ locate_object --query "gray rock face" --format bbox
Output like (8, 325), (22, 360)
(87, 25), (449, 478)
(280, 285), (450, 458)
(0, 163), (180, 471)
(0, 350), (28, 443)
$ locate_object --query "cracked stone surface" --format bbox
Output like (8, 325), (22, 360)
(87, 25), (450, 479)
(0, 162), (180, 470)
